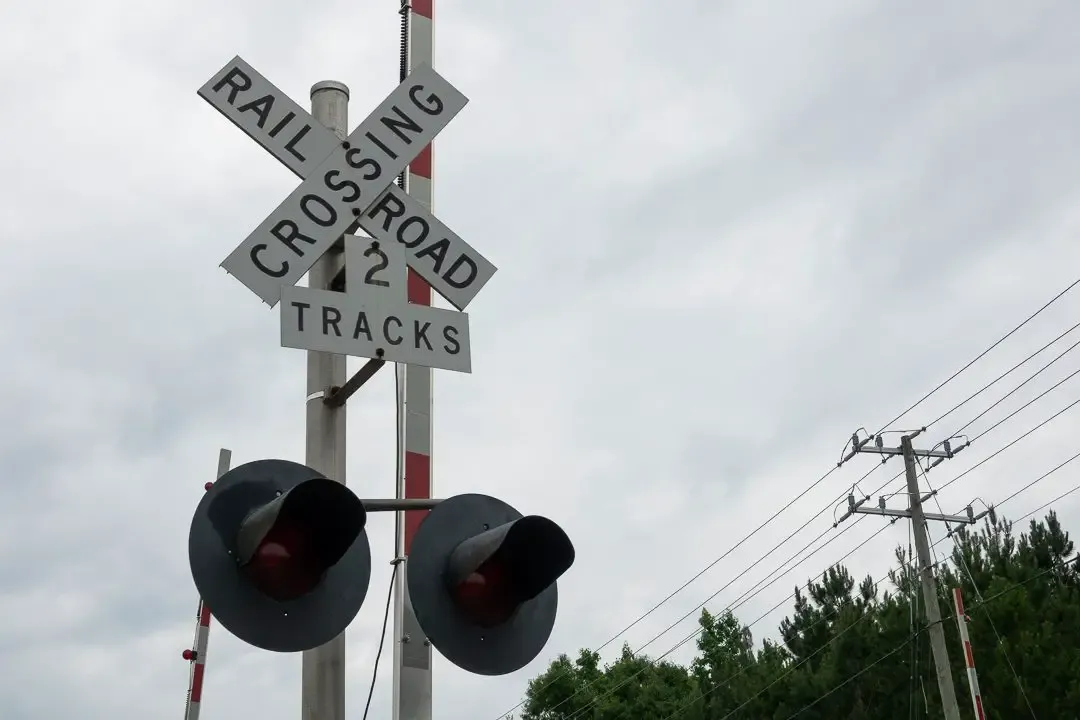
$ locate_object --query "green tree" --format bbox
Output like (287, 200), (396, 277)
(519, 511), (1080, 720)
(521, 645), (694, 720)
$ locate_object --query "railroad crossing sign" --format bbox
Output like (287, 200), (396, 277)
(198, 56), (496, 311)
(198, 56), (496, 373)
(281, 236), (471, 372)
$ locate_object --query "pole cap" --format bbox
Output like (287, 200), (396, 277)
(311, 80), (350, 100)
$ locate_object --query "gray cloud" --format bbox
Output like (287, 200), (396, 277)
(3, 1), (1080, 719)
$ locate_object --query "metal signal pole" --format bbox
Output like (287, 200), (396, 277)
(838, 429), (983, 720)
(302, 80), (350, 720)
(394, 2), (436, 719)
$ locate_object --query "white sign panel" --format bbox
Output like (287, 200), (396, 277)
(199, 56), (340, 178)
(358, 187), (496, 311)
(280, 285), (471, 373)
(200, 57), (495, 311)
(344, 234), (406, 297)
(220, 64), (468, 307)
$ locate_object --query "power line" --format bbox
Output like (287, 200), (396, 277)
(1018, 482), (1080, 522)
(560, 390), (1080, 720)
(662, 519), (887, 657)
(632, 491), (867, 656)
(495, 281), (1080, 720)
(876, 276), (1080, 434)
(593, 466), (841, 655)
(966, 365), (1080, 441)
(932, 393), (1080, 496)
(869, 384), (1080, 516)
(960, 554), (1079, 611)
(949, 334), (1080, 437)
(875, 353), (1080, 504)
(587, 427), (1080, 720)
(998, 449), (1080, 508)
(926, 319), (1080, 427)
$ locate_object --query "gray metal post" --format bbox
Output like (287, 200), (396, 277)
(302, 79), (350, 720)
(902, 435), (962, 720)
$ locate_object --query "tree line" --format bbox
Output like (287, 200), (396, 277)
(517, 510), (1080, 719)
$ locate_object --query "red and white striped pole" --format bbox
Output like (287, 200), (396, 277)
(953, 587), (987, 720)
(394, 2), (435, 720)
(182, 449), (231, 720)
(182, 600), (213, 720)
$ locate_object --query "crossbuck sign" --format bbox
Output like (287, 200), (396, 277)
(198, 56), (496, 373)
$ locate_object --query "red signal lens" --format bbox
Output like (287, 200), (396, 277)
(450, 558), (519, 628)
(243, 524), (323, 601)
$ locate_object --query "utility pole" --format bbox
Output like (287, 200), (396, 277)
(303, 80), (350, 720)
(838, 429), (984, 720)
(899, 435), (962, 720)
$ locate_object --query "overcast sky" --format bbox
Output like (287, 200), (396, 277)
(2, 1), (1080, 719)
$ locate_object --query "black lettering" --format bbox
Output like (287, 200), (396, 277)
(363, 246), (390, 287)
(413, 321), (432, 351)
(366, 192), (406, 231)
(291, 301), (310, 331)
(284, 124), (311, 163)
(365, 131), (398, 160)
(415, 238), (450, 274)
(442, 255), (478, 289)
(270, 220), (317, 257)
(409, 85), (444, 115)
(344, 148), (382, 179)
(236, 94), (274, 127)
(352, 312), (373, 341)
(322, 306), (342, 336)
(268, 111), (296, 138)
(383, 316), (403, 345)
(250, 244), (288, 277)
(212, 67), (251, 104)
(397, 216), (430, 248)
(379, 106), (423, 143)
(442, 325), (461, 355)
(324, 170), (361, 203)
(300, 194), (337, 227)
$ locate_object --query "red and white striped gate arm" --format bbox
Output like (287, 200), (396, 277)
(394, 1), (436, 718)
(953, 587), (987, 720)
(182, 449), (232, 720)
(182, 600), (213, 720)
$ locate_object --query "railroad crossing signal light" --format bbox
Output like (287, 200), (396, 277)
(407, 493), (575, 676)
(187, 459), (371, 653)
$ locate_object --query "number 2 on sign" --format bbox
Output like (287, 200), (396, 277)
(363, 246), (389, 287)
